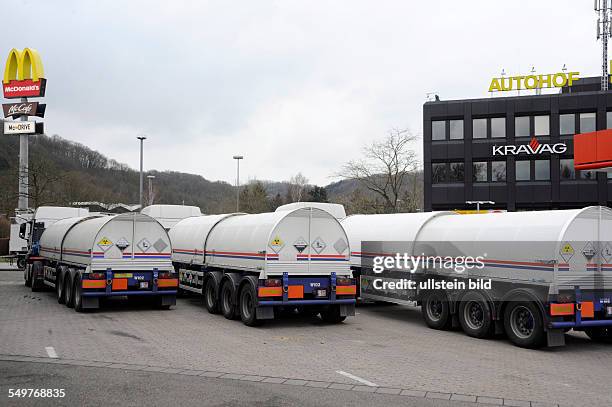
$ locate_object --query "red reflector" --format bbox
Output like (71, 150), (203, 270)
(336, 277), (353, 286)
(158, 272), (175, 279)
(89, 273), (105, 280)
(265, 279), (282, 287)
(550, 303), (574, 316)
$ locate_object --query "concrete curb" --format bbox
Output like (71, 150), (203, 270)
(0, 354), (561, 407)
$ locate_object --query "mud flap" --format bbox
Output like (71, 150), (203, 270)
(256, 306), (274, 320)
(160, 295), (176, 307)
(547, 328), (566, 347)
(82, 296), (99, 309)
(340, 304), (355, 317)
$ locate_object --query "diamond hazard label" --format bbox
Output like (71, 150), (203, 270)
(115, 237), (130, 252)
(269, 236), (284, 253)
(311, 237), (326, 254)
(97, 237), (113, 252)
(602, 243), (612, 263)
(293, 237), (308, 253)
(137, 238), (151, 252)
(559, 242), (574, 263)
(582, 242), (597, 260)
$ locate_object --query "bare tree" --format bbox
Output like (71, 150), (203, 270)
(287, 172), (309, 203)
(338, 129), (418, 213)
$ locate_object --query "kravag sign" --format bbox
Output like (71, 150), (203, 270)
(492, 137), (567, 156)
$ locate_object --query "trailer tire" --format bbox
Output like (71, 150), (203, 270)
(56, 268), (66, 304)
(421, 291), (451, 330)
(320, 305), (346, 323)
(504, 301), (545, 348)
(73, 275), (85, 312)
(24, 265), (32, 287)
(458, 292), (493, 339)
(65, 274), (75, 308)
(585, 327), (612, 343)
(30, 261), (43, 292)
(239, 284), (262, 326)
(204, 277), (220, 314)
(220, 279), (237, 320)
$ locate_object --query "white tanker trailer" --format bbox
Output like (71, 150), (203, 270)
(35, 212), (176, 311)
(342, 206), (612, 348)
(170, 206), (356, 326)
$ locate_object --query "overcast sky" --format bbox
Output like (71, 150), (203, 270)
(0, 0), (603, 186)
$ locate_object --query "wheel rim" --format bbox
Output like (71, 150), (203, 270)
(463, 301), (484, 330)
(205, 281), (215, 308)
(222, 284), (231, 313)
(426, 297), (443, 321)
(242, 291), (253, 320)
(510, 306), (534, 339)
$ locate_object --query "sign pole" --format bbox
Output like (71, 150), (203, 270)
(18, 96), (28, 210)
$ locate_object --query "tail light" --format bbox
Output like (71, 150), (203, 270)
(89, 272), (105, 280)
(265, 279), (282, 287)
(336, 277), (354, 286)
(158, 271), (176, 279)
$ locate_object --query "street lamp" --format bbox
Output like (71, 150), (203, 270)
(137, 136), (147, 209)
(465, 200), (495, 212)
(233, 155), (243, 212)
(147, 175), (156, 206)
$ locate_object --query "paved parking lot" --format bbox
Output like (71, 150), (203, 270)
(0, 267), (610, 407)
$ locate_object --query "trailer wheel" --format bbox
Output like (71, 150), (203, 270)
(504, 301), (545, 348)
(65, 274), (75, 308)
(73, 275), (85, 312)
(585, 327), (612, 343)
(24, 265), (32, 287)
(30, 261), (43, 292)
(320, 305), (346, 323)
(220, 280), (237, 320)
(458, 292), (493, 339)
(239, 284), (262, 326)
(56, 268), (66, 304)
(421, 291), (450, 330)
(204, 278), (220, 314)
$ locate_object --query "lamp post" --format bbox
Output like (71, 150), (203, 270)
(147, 174), (156, 206)
(137, 136), (147, 208)
(233, 155), (243, 212)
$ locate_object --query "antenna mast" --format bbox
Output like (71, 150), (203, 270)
(596, 0), (612, 91)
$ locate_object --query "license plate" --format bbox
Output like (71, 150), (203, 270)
(114, 273), (133, 278)
(316, 289), (327, 297)
(139, 282), (149, 289)
(607, 306), (612, 316)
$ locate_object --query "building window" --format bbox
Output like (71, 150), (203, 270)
(559, 114), (575, 135)
(534, 115), (549, 136)
(432, 121), (446, 141)
(449, 162), (465, 182)
(432, 163), (447, 183)
(516, 160), (531, 181)
(473, 162), (487, 182)
(580, 169), (595, 180)
(607, 112), (612, 129)
(579, 112), (596, 133)
(491, 117), (505, 138)
(492, 161), (506, 182)
(515, 116), (530, 138)
(560, 159), (575, 180)
(534, 160), (550, 181)
(473, 118), (487, 139)
(449, 120), (464, 140)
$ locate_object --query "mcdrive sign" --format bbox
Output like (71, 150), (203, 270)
(2, 48), (46, 98)
(492, 137), (567, 156)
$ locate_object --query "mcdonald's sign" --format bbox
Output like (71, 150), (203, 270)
(3, 48), (46, 99)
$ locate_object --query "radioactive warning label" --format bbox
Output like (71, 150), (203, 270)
(559, 242), (574, 263)
(269, 235), (285, 253)
(97, 237), (113, 252)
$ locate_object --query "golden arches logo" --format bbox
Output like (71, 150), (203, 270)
(2, 48), (46, 99)
(3, 48), (45, 84)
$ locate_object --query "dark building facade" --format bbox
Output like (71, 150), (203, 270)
(423, 77), (612, 211)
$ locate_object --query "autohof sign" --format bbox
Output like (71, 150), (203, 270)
(2, 102), (46, 119)
(3, 121), (43, 135)
(2, 48), (46, 99)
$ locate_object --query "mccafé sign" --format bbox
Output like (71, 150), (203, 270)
(492, 137), (567, 156)
(489, 71), (579, 92)
(2, 48), (46, 98)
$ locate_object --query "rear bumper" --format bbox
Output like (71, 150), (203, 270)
(82, 290), (177, 297)
(550, 319), (612, 328)
(258, 299), (356, 306)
